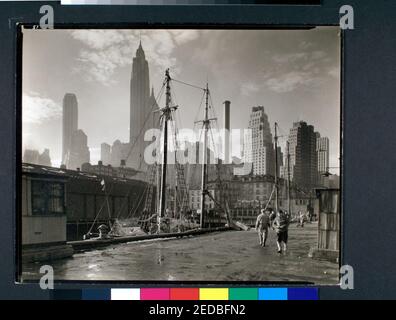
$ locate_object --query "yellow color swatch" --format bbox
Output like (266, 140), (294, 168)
(199, 288), (229, 300)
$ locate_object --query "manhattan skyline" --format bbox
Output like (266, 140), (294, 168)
(22, 27), (340, 173)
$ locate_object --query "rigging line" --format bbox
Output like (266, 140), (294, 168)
(169, 116), (189, 207)
(193, 90), (206, 126)
(208, 91), (218, 121)
(208, 92), (220, 138)
(170, 81), (178, 107)
(125, 82), (166, 163)
(113, 182), (141, 222)
(126, 176), (153, 221)
(208, 91), (217, 117)
(208, 125), (220, 162)
(127, 184), (150, 220)
(168, 84), (181, 151)
(170, 84), (185, 137)
(104, 183), (112, 221)
(112, 107), (162, 222)
(172, 78), (206, 91)
(87, 182), (115, 235)
(125, 183), (150, 220)
(262, 185), (276, 212)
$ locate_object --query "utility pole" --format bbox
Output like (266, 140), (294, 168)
(274, 122), (279, 214)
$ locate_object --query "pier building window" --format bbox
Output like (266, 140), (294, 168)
(31, 180), (65, 215)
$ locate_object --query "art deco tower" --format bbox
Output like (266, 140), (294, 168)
(129, 41), (151, 170)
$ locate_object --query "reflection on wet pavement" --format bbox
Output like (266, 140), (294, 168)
(22, 223), (338, 284)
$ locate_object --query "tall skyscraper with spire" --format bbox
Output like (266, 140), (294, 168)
(129, 41), (159, 171)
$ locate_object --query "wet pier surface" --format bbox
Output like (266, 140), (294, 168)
(22, 222), (338, 284)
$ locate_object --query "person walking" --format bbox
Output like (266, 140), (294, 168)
(296, 210), (305, 227)
(273, 210), (290, 254)
(255, 209), (271, 247)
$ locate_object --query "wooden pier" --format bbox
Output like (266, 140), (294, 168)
(68, 226), (231, 253)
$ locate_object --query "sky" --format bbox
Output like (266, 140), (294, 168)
(22, 27), (341, 173)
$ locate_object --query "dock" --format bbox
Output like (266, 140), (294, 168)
(68, 226), (231, 252)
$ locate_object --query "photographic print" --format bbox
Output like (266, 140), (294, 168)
(20, 27), (341, 283)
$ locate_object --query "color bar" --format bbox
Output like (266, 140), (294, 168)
(288, 288), (318, 300)
(199, 288), (229, 300)
(82, 289), (111, 300)
(53, 287), (319, 300)
(229, 288), (258, 300)
(111, 288), (140, 300)
(140, 288), (170, 300)
(258, 288), (288, 300)
(170, 288), (200, 300)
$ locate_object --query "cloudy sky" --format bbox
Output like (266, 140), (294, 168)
(22, 27), (340, 173)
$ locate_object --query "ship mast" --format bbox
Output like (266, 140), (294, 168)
(274, 122), (279, 213)
(196, 83), (216, 229)
(157, 69), (177, 234)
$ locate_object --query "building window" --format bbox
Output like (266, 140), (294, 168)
(31, 180), (65, 215)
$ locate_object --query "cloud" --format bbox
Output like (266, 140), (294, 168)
(240, 82), (260, 96)
(171, 30), (200, 45)
(262, 50), (337, 93)
(70, 30), (126, 50)
(23, 93), (62, 124)
(69, 30), (200, 86)
(272, 52), (307, 64)
(265, 71), (316, 93)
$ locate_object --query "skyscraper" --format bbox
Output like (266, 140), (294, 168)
(101, 143), (111, 165)
(62, 93), (78, 164)
(129, 41), (159, 171)
(246, 106), (275, 176)
(287, 121), (318, 190)
(67, 129), (90, 170)
(316, 133), (330, 186)
(316, 133), (330, 173)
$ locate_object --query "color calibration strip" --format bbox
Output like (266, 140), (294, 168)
(53, 288), (318, 300)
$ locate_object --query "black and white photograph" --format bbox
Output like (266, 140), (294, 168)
(20, 27), (341, 284)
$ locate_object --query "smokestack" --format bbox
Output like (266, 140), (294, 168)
(223, 100), (231, 164)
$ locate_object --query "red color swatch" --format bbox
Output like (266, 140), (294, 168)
(170, 288), (200, 300)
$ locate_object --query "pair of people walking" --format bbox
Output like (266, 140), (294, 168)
(255, 208), (290, 254)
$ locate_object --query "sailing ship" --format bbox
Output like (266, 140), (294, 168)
(80, 69), (298, 244)
(82, 69), (233, 242)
